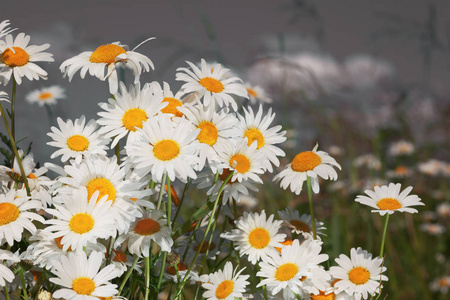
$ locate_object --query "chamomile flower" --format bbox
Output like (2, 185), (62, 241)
(201, 262), (250, 300)
(0, 33), (54, 85)
(45, 188), (116, 251)
(0, 250), (19, 287)
(0, 189), (44, 246)
(47, 116), (109, 164)
(156, 81), (188, 117)
(60, 39), (154, 94)
(355, 183), (424, 215)
(97, 82), (166, 148)
(278, 208), (326, 238)
(0, 20), (16, 39)
(274, 143), (341, 195)
(50, 251), (121, 300)
(237, 105), (286, 172)
(388, 140), (414, 156)
(26, 85), (65, 106)
(245, 83), (272, 104)
(220, 210), (286, 264)
(329, 247), (388, 300)
(176, 59), (248, 111)
(125, 114), (201, 182)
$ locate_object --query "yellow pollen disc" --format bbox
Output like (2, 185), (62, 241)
(0, 202), (20, 225)
(122, 108), (148, 132)
(86, 178), (116, 202)
(113, 250), (127, 263)
(275, 263), (299, 282)
(310, 291), (336, 300)
(244, 128), (265, 149)
(161, 97), (183, 117)
(248, 228), (270, 249)
(290, 220), (310, 232)
(1, 47), (29, 67)
(198, 77), (224, 93)
(291, 151), (321, 172)
(89, 44), (126, 64)
(377, 198), (401, 210)
(395, 166), (408, 174)
(229, 154), (251, 174)
(135, 218), (161, 235)
(167, 262), (188, 275)
(54, 236), (72, 251)
(275, 238), (293, 253)
(72, 277), (96, 295)
(39, 92), (52, 100)
(197, 121), (219, 146)
(246, 88), (258, 97)
(27, 173), (38, 180)
(67, 135), (89, 152)
(195, 242), (216, 253)
(215, 280), (234, 299)
(69, 213), (94, 234)
(348, 267), (370, 285)
(153, 139), (180, 161)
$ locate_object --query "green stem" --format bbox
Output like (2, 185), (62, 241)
(379, 214), (390, 258)
(19, 268), (28, 300)
(155, 252), (167, 298)
(306, 176), (317, 239)
(144, 256), (151, 300)
(166, 174), (172, 228)
(156, 175), (167, 210)
(4, 282), (10, 300)
(10, 78), (16, 161)
(118, 256), (139, 294)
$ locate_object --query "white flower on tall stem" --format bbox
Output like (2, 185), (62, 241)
(278, 208), (326, 238)
(25, 85), (65, 106)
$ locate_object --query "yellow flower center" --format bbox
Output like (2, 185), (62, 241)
(69, 213), (94, 234)
(275, 238), (293, 253)
(135, 218), (161, 235)
(0, 202), (20, 225)
(113, 250), (127, 263)
(122, 108), (148, 132)
(86, 178), (116, 202)
(153, 139), (180, 161)
(195, 242), (216, 253)
(246, 87), (258, 97)
(72, 277), (96, 295)
(348, 267), (370, 285)
(291, 151), (321, 172)
(248, 228), (270, 249)
(89, 44), (126, 64)
(377, 198), (401, 210)
(244, 128), (265, 149)
(229, 154), (251, 174)
(67, 135), (89, 152)
(161, 97), (183, 117)
(1, 47), (29, 67)
(215, 280), (234, 299)
(27, 173), (37, 180)
(394, 166), (408, 174)
(39, 92), (52, 100)
(310, 291), (336, 300)
(290, 220), (310, 232)
(197, 121), (219, 146)
(54, 236), (72, 251)
(198, 77), (224, 93)
(275, 263), (299, 282)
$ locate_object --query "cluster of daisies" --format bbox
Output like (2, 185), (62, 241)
(0, 19), (428, 300)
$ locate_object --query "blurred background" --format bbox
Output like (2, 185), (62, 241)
(2, 0), (450, 299)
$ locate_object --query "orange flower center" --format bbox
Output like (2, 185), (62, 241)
(67, 135), (89, 152)
(229, 154), (251, 174)
(377, 198), (401, 210)
(89, 44), (126, 64)
(1, 47), (29, 67)
(153, 139), (180, 161)
(244, 128), (265, 149)
(199, 77), (224, 93)
(310, 291), (336, 300)
(135, 218), (161, 235)
(215, 280), (234, 299)
(275, 238), (293, 253)
(0, 202), (20, 225)
(246, 87), (258, 97)
(72, 277), (95, 295)
(39, 92), (52, 100)
(275, 263), (298, 281)
(290, 220), (310, 232)
(248, 228), (270, 249)
(113, 250), (127, 263)
(122, 108), (148, 132)
(166, 262), (188, 275)
(348, 267), (370, 285)
(291, 151), (321, 172)
(161, 97), (183, 117)
(86, 178), (116, 202)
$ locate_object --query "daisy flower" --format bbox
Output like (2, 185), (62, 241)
(355, 183), (424, 215)
(257, 239), (329, 299)
(273, 143), (341, 195)
(0, 20), (16, 39)
(329, 247), (388, 300)
(0, 189), (44, 246)
(201, 261), (250, 300)
(278, 208), (326, 238)
(47, 116), (109, 164)
(44, 188), (116, 251)
(125, 114), (201, 182)
(0, 250), (19, 287)
(0, 33), (54, 85)
(60, 39), (154, 94)
(176, 59), (248, 111)
(388, 140), (414, 156)
(50, 251), (122, 300)
(245, 83), (272, 104)
(430, 276), (450, 294)
(156, 81), (190, 118)
(97, 82), (166, 148)
(220, 210), (286, 264)
(25, 85), (65, 106)
(236, 105), (286, 172)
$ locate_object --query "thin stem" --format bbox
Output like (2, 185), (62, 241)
(156, 175), (167, 210)
(379, 214), (390, 258)
(10, 78), (16, 163)
(166, 174), (172, 228)
(19, 268), (28, 300)
(155, 252), (167, 298)
(144, 256), (151, 300)
(45, 104), (54, 126)
(306, 176), (317, 239)
(4, 282), (10, 300)
(172, 179), (191, 229)
(118, 256), (139, 294)
(105, 236), (115, 265)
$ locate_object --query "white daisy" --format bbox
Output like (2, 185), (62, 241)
(97, 82), (166, 148)
(50, 251), (121, 300)
(236, 105), (286, 172)
(245, 83), (272, 104)
(47, 116), (109, 164)
(125, 114), (201, 182)
(60, 39), (154, 94)
(0, 250), (19, 287)
(355, 183), (424, 215)
(387, 140), (414, 156)
(201, 261), (250, 300)
(25, 85), (65, 106)
(273, 143), (341, 195)
(278, 208), (326, 238)
(176, 59), (248, 111)
(0, 33), (54, 85)
(220, 210), (286, 264)
(0, 20), (16, 39)
(44, 187), (116, 252)
(156, 81), (189, 118)
(0, 188), (44, 246)
(329, 247), (388, 300)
